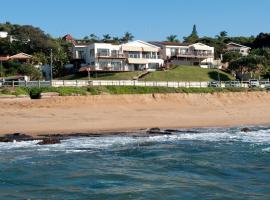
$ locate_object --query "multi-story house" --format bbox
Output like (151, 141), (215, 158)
(72, 40), (164, 71)
(225, 42), (251, 56)
(150, 42), (215, 68)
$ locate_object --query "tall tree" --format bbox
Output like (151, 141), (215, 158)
(166, 35), (179, 42)
(121, 32), (134, 43)
(183, 24), (199, 43)
(102, 34), (111, 42)
(89, 34), (99, 42)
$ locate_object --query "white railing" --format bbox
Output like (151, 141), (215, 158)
(51, 80), (209, 88)
(1, 80), (269, 89)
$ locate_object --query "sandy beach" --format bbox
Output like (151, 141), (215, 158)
(0, 92), (270, 136)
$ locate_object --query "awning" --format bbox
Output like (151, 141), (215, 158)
(128, 58), (148, 64)
(122, 46), (159, 52)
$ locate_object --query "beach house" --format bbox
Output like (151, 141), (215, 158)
(150, 42), (215, 68)
(226, 42), (251, 56)
(72, 40), (164, 71)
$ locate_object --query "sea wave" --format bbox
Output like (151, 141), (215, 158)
(0, 127), (270, 152)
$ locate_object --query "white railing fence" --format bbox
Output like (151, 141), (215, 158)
(0, 80), (269, 88)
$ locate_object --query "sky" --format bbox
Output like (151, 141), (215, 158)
(1, 0), (270, 41)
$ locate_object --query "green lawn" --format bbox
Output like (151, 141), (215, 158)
(140, 66), (234, 82)
(60, 71), (142, 80)
(59, 66), (234, 82)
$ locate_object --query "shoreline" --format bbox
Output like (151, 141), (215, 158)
(0, 92), (270, 137)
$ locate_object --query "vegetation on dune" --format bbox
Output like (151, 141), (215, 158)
(0, 86), (265, 99)
(140, 66), (234, 82)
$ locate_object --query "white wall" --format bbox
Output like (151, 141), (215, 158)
(0, 31), (8, 38)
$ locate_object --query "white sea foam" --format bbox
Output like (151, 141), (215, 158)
(0, 128), (270, 152)
(262, 147), (270, 152)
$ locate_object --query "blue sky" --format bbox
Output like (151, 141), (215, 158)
(1, 0), (270, 41)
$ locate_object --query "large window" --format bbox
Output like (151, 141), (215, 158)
(97, 48), (110, 56)
(111, 61), (122, 70)
(127, 51), (140, 58)
(111, 50), (119, 57)
(148, 63), (159, 69)
(99, 61), (110, 68)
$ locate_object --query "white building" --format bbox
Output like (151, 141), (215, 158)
(72, 40), (164, 71)
(0, 31), (8, 38)
(150, 42), (215, 68)
(226, 42), (251, 56)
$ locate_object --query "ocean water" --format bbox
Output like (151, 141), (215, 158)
(0, 127), (270, 200)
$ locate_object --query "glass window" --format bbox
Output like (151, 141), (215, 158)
(111, 61), (122, 70)
(99, 61), (110, 67)
(97, 48), (110, 56)
(127, 51), (140, 58)
(148, 63), (159, 69)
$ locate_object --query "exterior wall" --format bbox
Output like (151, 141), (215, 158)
(226, 45), (250, 56)
(73, 40), (164, 71)
(162, 43), (215, 68)
(0, 31), (8, 38)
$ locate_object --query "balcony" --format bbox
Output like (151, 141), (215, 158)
(175, 52), (214, 58)
(96, 53), (127, 59)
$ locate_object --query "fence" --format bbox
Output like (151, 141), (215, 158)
(0, 80), (270, 88)
(52, 80), (209, 88)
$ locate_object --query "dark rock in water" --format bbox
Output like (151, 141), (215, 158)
(0, 133), (33, 142)
(147, 127), (171, 135)
(37, 138), (61, 145)
(241, 127), (251, 132)
(0, 137), (13, 142)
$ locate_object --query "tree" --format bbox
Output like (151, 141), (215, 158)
(51, 39), (69, 77)
(112, 37), (121, 44)
(102, 34), (111, 42)
(216, 31), (228, 42)
(183, 24), (199, 43)
(32, 52), (48, 65)
(166, 35), (179, 42)
(220, 31), (228, 38)
(252, 33), (270, 48)
(222, 51), (242, 63)
(229, 55), (264, 80)
(121, 32), (134, 43)
(89, 34), (99, 42)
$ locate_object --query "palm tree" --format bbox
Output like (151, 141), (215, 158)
(102, 34), (111, 42)
(121, 32), (134, 43)
(112, 37), (121, 44)
(166, 35), (179, 42)
(89, 33), (99, 42)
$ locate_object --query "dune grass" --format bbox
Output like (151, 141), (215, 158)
(0, 86), (261, 99)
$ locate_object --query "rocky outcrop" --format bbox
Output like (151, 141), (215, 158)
(37, 138), (61, 145)
(241, 127), (251, 132)
(147, 127), (171, 135)
(0, 133), (33, 142)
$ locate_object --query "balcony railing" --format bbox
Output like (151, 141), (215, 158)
(96, 53), (127, 59)
(175, 52), (214, 58)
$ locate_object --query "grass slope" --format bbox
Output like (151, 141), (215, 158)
(60, 71), (142, 80)
(140, 66), (234, 82)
